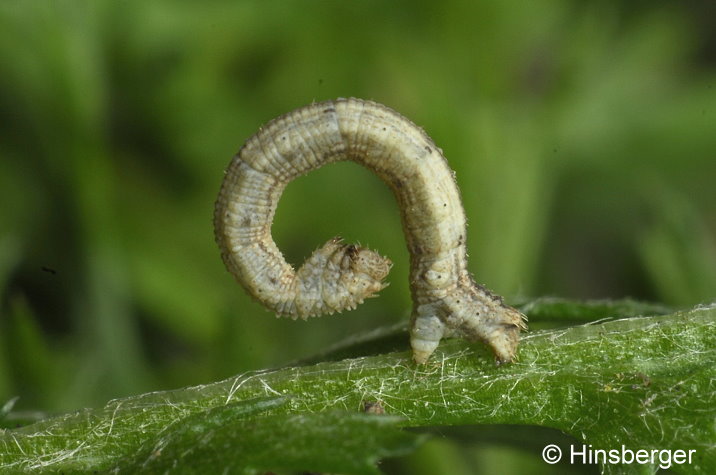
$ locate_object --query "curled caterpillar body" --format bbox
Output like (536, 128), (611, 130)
(214, 98), (526, 364)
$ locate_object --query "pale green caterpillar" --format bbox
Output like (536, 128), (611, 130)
(214, 98), (526, 364)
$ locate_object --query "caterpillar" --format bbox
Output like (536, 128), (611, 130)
(214, 98), (526, 364)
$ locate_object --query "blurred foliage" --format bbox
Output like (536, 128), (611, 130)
(0, 0), (714, 473)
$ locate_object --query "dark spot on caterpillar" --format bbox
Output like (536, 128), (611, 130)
(443, 203), (447, 207)
(323, 107), (336, 114)
(258, 241), (268, 253)
(345, 244), (358, 260)
(425, 145), (432, 154)
(269, 277), (277, 285)
(475, 282), (501, 301)
(382, 127), (386, 131)
(393, 178), (404, 189)
(241, 217), (251, 227)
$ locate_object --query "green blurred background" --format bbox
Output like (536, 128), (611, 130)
(0, 0), (714, 472)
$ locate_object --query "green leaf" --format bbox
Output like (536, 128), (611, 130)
(0, 301), (713, 473)
(115, 403), (425, 475)
(517, 297), (671, 322)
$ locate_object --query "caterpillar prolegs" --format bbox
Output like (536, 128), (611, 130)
(214, 98), (526, 364)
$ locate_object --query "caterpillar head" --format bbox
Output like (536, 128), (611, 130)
(335, 239), (392, 303)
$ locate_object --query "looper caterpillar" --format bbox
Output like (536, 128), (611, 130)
(214, 98), (527, 364)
